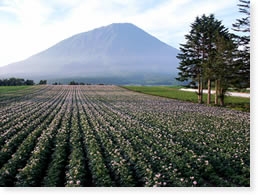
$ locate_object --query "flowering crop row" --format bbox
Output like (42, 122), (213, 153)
(0, 87), (67, 153)
(43, 90), (73, 187)
(0, 87), (69, 186)
(0, 85), (250, 187)
(0, 86), (51, 132)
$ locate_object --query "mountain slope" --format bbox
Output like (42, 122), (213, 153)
(0, 23), (179, 84)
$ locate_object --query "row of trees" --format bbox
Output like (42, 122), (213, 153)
(176, 0), (250, 106)
(0, 78), (49, 86)
(68, 81), (85, 85)
(0, 78), (35, 86)
(39, 80), (47, 85)
(68, 81), (105, 85)
(0, 78), (107, 86)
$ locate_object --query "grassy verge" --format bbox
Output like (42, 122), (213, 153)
(0, 86), (36, 99)
(0, 86), (32, 93)
(122, 86), (250, 112)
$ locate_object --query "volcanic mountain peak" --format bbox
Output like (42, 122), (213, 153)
(0, 23), (179, 84)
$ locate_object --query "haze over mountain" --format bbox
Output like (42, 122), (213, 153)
(0, 23), (179, 84)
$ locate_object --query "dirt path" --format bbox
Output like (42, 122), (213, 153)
(180, 88), (250, 98)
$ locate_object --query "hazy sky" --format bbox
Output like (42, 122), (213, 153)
(0, 0), (248, 67)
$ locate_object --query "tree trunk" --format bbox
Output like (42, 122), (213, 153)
(207, 79), (211, 105)
(197, 74), (203, 104)
(215, 80), (218, 105)
(219, 87), (225, 106)
(200, 81), (203, 103)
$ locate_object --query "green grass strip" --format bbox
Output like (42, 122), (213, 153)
(122, 86), (250, 112)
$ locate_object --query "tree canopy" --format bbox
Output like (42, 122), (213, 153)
(0, 78), (35, 86)
(176, 14), (239, 106)
(232, 0), (250, 88)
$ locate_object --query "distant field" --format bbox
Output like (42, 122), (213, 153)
(0, 85), (249, 187)
(123, 86), (250, 112)
(0, 86), (32, 93)
(0, 86), (47, 106)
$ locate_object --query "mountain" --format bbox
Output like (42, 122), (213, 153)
(0, 23), (180, 84)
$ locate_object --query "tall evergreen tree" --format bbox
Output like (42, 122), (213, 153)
(201, 15), (229, 104)
(177, 14), (230, 104)
(232, 0), (250, 88)
(177, 15), (208, 104)
(214, 33), (239, 106)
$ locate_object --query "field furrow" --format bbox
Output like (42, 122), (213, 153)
(0, 85), (250, 187)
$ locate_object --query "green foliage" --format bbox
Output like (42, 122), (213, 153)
(176, 13), (245, 105)
(232, 0), (250, 88)
(39, 80), (47, 85)
(0, 78), (35, 86)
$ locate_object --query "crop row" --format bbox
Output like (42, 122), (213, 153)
(0, 85), (250, 186)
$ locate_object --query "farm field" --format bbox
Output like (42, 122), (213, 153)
(123, 86), (250, 112)
(0, 85), (250, 187)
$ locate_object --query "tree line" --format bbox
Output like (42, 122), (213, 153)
(0, 78), (108, 86)
(176, 0), (250, 106)
(0, 78), (48, 86)
(0, 78), (35, 86)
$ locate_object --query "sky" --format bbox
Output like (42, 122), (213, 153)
(0, 0), (250, 67)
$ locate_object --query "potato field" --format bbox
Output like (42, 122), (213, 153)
(0, 85), (250, 187)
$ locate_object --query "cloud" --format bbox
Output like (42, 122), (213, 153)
(123, 0), (239, 47)
(0, 0), (241, 67)
(0, 0), (53, 25)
